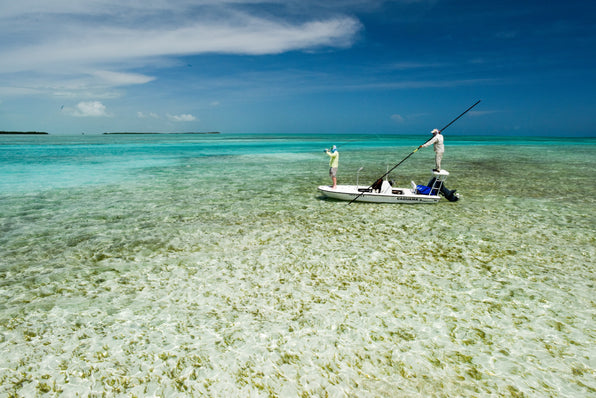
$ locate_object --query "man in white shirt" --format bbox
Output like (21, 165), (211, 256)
(418, 129), (444, 172)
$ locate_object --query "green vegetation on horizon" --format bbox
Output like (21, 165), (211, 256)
(0, 131), (48, 135)
(103, 132), (220, 135)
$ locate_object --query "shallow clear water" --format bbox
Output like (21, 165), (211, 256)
(1, 134), (594, 396)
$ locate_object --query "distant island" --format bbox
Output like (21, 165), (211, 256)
(0, 131), (48, 135)
(103, 132), (220, 135)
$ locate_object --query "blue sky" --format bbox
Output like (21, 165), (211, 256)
(0, 0), (594, 136)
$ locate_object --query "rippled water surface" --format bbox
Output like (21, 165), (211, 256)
(0, 134), (594, 396)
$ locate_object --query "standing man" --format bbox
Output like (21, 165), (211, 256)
(418, 128), (444, 172)
(325, 145), (339, 189)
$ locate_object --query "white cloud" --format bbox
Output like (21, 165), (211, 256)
(41, 17), (353, 64)
(0, 2), (363, 103)
(391, 114), (404, 123)
(92, 71), (155, 86)
(0, 86), (41, 96)
(167, 113), (197, 122)
(0, 4), (362, 75)
(389, 62), (448, 70)
(67, 101), (110, 117)
(138, 111), (196, 121)
(138, 111), (160, 119)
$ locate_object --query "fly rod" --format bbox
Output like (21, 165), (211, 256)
(348, 100), (481, 205)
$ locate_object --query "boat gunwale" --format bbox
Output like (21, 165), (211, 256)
(317, 185), (441, 203)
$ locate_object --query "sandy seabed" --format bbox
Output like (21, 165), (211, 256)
(1, 142), (594, 397)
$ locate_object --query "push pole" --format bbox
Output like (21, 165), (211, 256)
(347, 100), (481, 205)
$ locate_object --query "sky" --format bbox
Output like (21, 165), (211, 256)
(0, 0), (594, 136)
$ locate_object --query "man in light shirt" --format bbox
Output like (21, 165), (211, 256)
(325, 145), (339, 188)
(419, 129), (444, 172)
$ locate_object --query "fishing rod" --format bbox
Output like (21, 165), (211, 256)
(348, 100), (481, 205)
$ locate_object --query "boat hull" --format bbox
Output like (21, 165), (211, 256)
(317, 185), (440, 204)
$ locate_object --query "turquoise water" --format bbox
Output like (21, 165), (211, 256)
(1, 133), (594, 396)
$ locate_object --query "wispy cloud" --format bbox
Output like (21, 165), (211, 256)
(2, 19), (360, 74)
(469, 110), (500, 117)
(313, 78), (501, 93)
(138, 111), (197, 121)
(92, 71), (155, 86)
(137, 112), (160, 119)
(0, 2), (361, 73)
(388, 62), (450, 70)
(0, 1), (362, 102)
(64, 101), (111, 117)
(391, 114), (405, 123)
(167, 113), (197, 122)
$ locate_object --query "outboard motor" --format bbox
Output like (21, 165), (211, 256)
(427, 177), (459, 202)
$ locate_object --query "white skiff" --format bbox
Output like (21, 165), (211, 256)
(317, 170), (458, 204)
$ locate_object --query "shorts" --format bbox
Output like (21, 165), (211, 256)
(329, 167), (338, 177)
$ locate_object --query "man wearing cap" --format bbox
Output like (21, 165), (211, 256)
(418, 129), (444, 172)
(325, 145), (339, 189)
